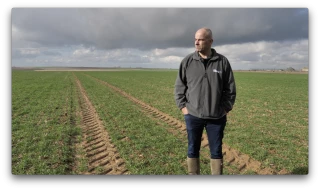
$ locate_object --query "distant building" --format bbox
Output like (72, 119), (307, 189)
(301, 67), (308, 72)
(286, 67), (296, 72)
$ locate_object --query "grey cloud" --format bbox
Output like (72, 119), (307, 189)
(42, 50), (61, 56)
(103, 49), (151, 63)
(241, 53), (260, 62)
(12, 8), (308, 50)
(12, 9), (94, 48)
(12, 48), (40, 59)
(12, 48), (61, 59)
(110, 55), (150, 64)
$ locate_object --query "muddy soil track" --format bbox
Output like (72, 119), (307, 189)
(74, 75), (129, 175)
(85, 74), (288, 175)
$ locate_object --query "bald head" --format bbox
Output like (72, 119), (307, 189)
(196, 28), (213, 40)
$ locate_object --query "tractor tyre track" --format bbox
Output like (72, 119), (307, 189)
(74, 74), (129, 175)
(85, 74), (287, 175)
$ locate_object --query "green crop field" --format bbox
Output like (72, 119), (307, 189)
(11, 69), (308, 175)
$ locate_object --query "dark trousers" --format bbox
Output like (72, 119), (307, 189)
(184, 114), (226, 159)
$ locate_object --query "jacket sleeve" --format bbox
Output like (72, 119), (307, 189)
(222, 58), (236, 113)
(174, 60), (188, 110)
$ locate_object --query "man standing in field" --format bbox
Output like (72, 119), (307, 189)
(174, 27), (236, 175)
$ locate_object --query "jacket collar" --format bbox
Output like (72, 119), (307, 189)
(193, 48), (219, 61)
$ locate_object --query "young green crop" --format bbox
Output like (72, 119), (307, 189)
(12, 69), (308, 174)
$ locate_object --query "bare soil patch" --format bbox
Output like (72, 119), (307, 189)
(74, 74), (129, 175)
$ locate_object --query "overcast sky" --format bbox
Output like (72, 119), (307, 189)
(11, 8), (308, 70)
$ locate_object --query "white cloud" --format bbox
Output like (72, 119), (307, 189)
(20, 48), (40, 55)
(156, 55), (183, 64)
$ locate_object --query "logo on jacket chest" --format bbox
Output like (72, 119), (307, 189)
(213, 69), (222, 73)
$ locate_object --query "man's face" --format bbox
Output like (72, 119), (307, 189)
(195, 30), (213, 53)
